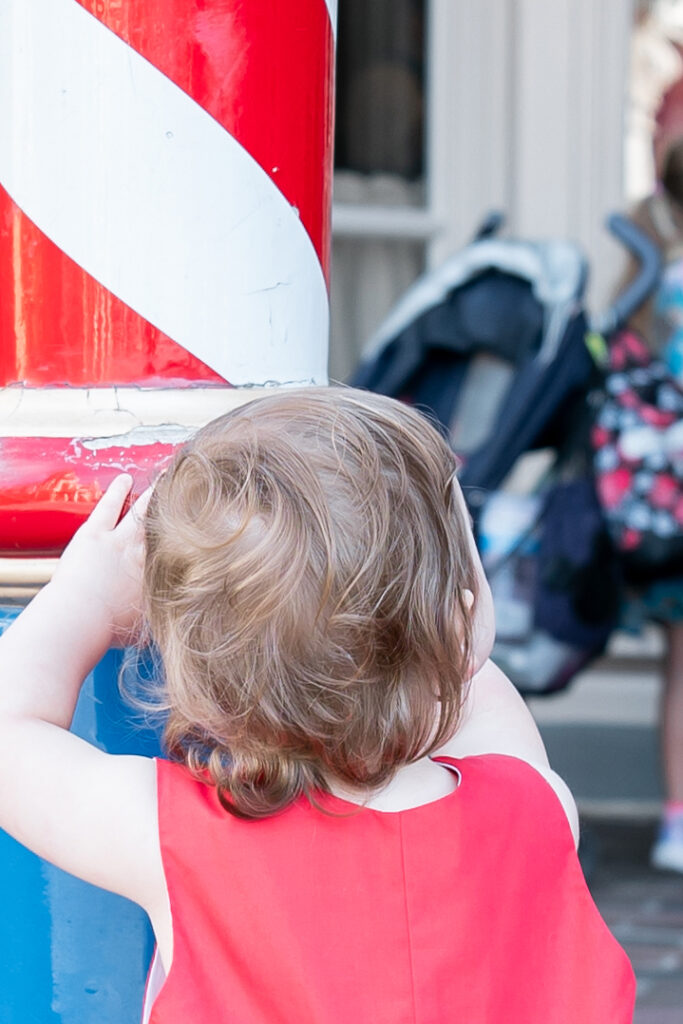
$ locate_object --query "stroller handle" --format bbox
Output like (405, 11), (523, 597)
(472, 210), (505, 242)
(593, 213), (662, 336)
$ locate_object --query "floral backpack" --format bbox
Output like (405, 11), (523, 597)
(591, 328), (683, 582)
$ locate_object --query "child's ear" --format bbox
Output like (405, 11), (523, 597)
(462, 588), (474, 610)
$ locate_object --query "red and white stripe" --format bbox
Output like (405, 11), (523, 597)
(0, 0), (334, 387)
(0, 0), (335, 558)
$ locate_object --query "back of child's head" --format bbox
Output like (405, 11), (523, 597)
(143, 387), (478, 819)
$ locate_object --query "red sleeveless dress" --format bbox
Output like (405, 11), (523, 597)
(146, 753), (635, 1023)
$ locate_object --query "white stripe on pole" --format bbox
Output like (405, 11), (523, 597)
(325, 0), (338, 35)
(0, 0), (328, 387)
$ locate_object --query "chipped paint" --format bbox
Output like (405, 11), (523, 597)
(0, 436), (178, 555)
(0, 385), (282, 437)
(81, 424), (192, 451)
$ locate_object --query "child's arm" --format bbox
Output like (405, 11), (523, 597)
(0, 476), (166, 919)
(436, 658), (580, 844)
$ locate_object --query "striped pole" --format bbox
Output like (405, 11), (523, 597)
(0, 0), (335, 561)
(0, 3), (336, 1019)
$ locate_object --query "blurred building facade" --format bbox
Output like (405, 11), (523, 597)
(329, 0), (635, 382)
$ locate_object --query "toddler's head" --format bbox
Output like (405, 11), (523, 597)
(143, 387), (485, 818)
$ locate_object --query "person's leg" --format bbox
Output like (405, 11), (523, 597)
(662, 622), (683, 800)
(652, 622), (683, 871)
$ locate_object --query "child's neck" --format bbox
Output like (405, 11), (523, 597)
(327, 755), (459, 813)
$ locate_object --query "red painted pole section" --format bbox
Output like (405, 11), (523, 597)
(0, 0), (335, 557)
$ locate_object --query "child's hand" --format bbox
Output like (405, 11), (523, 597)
(51, 474), (152, 648)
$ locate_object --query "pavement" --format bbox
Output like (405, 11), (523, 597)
(524, 628), (683, 1023)
(587, 820), (683, 1024)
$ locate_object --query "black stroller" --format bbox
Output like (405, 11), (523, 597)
(351, 214), (660, 696)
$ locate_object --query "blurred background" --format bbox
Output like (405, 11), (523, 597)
(329, 0), (672, 381)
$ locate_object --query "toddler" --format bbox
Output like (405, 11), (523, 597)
(0, 387), (634, 1022)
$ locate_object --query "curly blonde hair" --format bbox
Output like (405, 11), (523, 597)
(143, 387), (478, 819)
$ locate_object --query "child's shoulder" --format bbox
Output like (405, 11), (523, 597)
(439, 752), (576, 820)
(432, 754), (579, 865)
(155, 757), (306, 829)
(156, 756), (217, 804)
(437, 661), (580, 845)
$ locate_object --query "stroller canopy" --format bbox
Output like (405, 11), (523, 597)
(352, 236), (592, 494)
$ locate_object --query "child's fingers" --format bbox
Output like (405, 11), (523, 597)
(130, 484), (154, 522)
(86, 475), (134, 531)
(116, 483), (154, 537)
